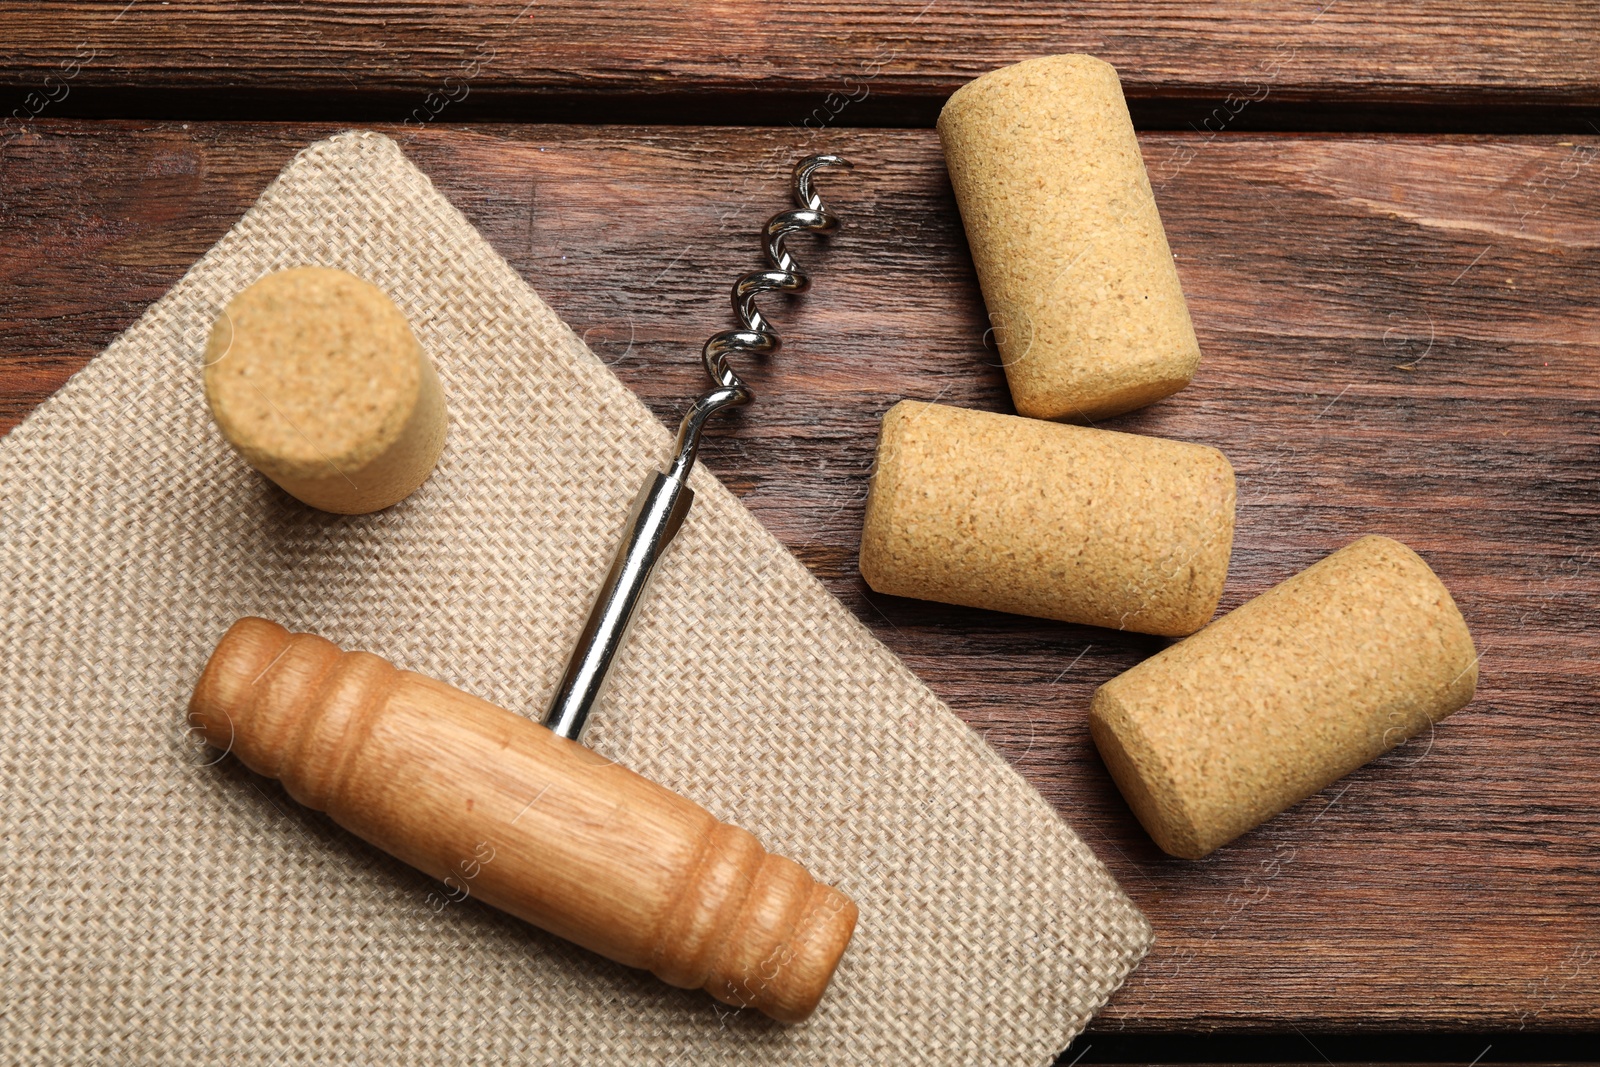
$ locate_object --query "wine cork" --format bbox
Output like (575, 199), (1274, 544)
(859, 400), (1234, 637)
(1091, 535), (1479, 860)
(938, 54), (1202, 422)
(202, 267), (447, 514)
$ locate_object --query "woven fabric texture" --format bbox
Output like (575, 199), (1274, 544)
(0, 131), (1151, 1066)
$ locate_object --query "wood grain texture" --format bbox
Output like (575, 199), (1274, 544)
(0, 3), (1598, 127)
(1, 120), (1597, 1032)
(188, 617), (858, 1024)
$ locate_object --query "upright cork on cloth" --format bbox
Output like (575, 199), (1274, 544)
(939, 54), (1202, 421)
(203, 266), (448, 514)
(1091, 535), (1479, 859)
(0, 132), (1151, 1065)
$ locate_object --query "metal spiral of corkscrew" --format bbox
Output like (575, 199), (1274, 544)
(544, 154), (851, 742)
(665, 153), (851, 482)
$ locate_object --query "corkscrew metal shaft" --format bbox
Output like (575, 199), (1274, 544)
(543, 154), (851, 742)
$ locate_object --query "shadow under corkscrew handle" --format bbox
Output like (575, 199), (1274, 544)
(188, 617), (858, 1024)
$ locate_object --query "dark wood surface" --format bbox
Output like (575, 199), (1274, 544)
(2, 2), (1599, 127)
(2, 120), (1596, 1033)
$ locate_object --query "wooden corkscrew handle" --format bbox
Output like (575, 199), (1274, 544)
(188, 617), (857, 1023)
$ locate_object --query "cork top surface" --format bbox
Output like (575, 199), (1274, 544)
(202, 266), (426, 480)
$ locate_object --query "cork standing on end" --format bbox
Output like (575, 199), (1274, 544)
(1090, 535), (1480, 860)
(202, 266), (447, 514)
(938, 54), (1202, 422)
(860, 400), (1235, 637)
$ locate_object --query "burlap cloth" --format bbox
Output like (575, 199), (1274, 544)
(0, 131), (1151, 1065)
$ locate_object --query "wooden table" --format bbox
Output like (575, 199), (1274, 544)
(3, 4), (1597, 1062)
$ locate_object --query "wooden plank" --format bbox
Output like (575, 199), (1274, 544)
(1, 120), (1597, 1032)
(0, 3), (1598, 128)
(1072, 1030), (1600, 1061)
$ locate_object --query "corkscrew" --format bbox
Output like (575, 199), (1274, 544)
(188, 155), (858, 1023)
(544, 153), (851, 741)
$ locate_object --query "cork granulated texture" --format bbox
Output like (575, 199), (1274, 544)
(938, 54), (1202, 422)
(859, 400), (1234, 637)
(204, 266), (447, 514)
(0, 132), (1151, 1066)
(1090, 535), (1479, 860)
